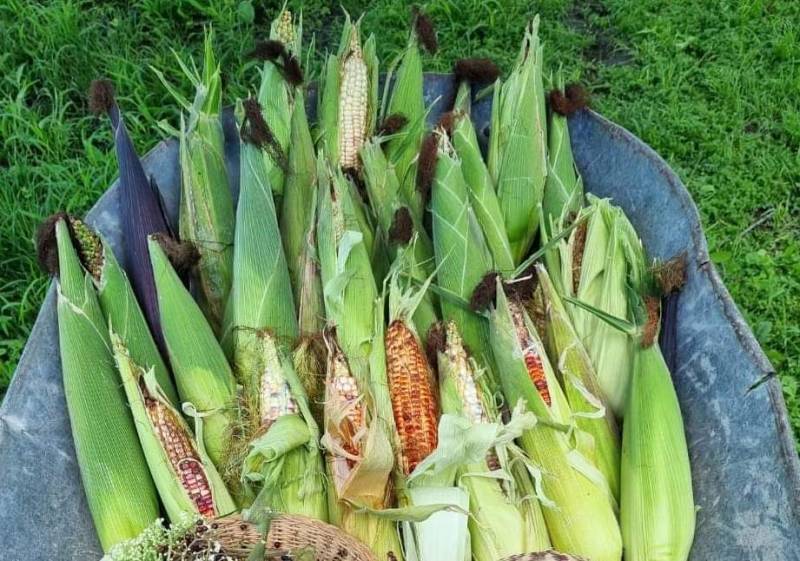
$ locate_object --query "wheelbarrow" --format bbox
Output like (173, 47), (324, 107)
(1, 75), (798, 561)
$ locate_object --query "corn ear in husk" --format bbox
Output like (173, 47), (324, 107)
(535, 263), (621, 501)
(153, 28), (234, 335)
(450, 83), (515, 275)
(317, 14), (379, 173)
(490, 280), (622, 561)
(430, 131), (496, 384)
(360, 138), (438, 336)
(148, 236), (237, 473)
(487, 18), (547, 263)
(111, 335), (236, 521)
(54, 219), (159, 551)
(436, 321), (550, 561)
(64, 217), (178, 406)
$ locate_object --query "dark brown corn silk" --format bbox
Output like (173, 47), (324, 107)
(571, 220), (588, 294)
(36, 214), (103, 280)
(151, 232), (200, 277)
(424, 321), (446, 370)
(36, 212), (71, 276)
(642, 296), (662, 348)
(548, 83), (589, 116)
(389, 207), (414, 245)
(377, 113), (409, 136)
(412, 6), (438, 54)
(241, 98), (288, 172)
(470, 271), (500, 311)
(416, 132), (439, 203)
(453, 58), (501, 84)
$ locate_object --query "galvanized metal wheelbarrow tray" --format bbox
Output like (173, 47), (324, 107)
(1, 75), (798, 561)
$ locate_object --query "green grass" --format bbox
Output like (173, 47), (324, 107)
(1, 0), (798, 439)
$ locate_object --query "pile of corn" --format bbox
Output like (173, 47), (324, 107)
(40, 7), (695, 561)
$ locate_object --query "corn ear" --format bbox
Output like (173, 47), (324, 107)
(450, 83), (515, 275)
(430, 132), (497, 384)
(436, 321), (551, 560)
(222, 100), (298, 408)
(148, 236), (237, 472)
(361, 138), (438, 336)
(490, 281), (622, 561)
(622, 343), (695, 561)
(317, 15), (379, 172)
(536, 263), (621, 501)
(111, 335), (236, 521)
(65, 217), (179, 406)
(280, 93), (325, 335)
(154, 28), (234, 335)
(382, 24), (426, 224)
(487, 18), (547, 263)
(55, 219), (158, 550)
(566, 196), (640, 416)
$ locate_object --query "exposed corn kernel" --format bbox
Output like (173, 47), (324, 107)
(258, 332), (299, 428)
(509, 301), (551, 406)
(275, 10), (294, 46)
(338, 32), (368, 171)
(386, 320), (439, 474)
(444, 321), (488, 425)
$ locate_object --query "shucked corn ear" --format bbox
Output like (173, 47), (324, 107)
(318, 14), (379, 172)
(53, 219), (158, 551)
(148, 236), (237, 473)
(488, 18), (547, 264)
(436, 321), (551, 561)
(112, 335), (235, 521)
(450, 82), (515, 275)
(535, 263), (621, 501)
(153, 28), (234, 335)
(490, 279), (622, 561)
(63, 216), (178, 406)
(430, 129), (497, 387)
(385, 267), (439, 475)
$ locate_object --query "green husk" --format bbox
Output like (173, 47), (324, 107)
(488, 18), (547, 263)
(563, 196), (641, 416)
(280, 92), (324, 336)
(361, 138), (438, 336)
(111, 335), (236, 521)
(622, 342), (695, 561)
(153, 28), (234, 335)
(450, 83), (515, 275)
(148, 237), (237, 473)
(490, 281), (622, 561)
(430, 132), (496, 383)
(55, 219), (159, 551)
(535, 263), (621, 501)
(65, 217), (178, 406)
(256, 7), (303, 201)
(382, 23), (427, 225)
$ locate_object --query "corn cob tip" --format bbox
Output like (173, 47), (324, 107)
(452, 58), (500, 85)
(652, 253), (688, 295)
(548, 83), (589, 116)
(37, 213), (104, 280)
(412, 6), (438, 54)
(88, 78), (116, 115)
(150, 232), (200, 276)
(36, 212), (71, 276)
(388, 207), (414, 245)
(470, 271), (501, 311)
(376, 113), (409, 136)
(415, 132), (439, 201)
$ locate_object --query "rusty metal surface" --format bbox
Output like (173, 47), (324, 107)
(1, 75), (798, 560)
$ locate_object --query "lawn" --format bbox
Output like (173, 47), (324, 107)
(1, 0), (798, 440)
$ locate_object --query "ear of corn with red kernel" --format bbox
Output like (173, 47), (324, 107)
(111, 334), (235, 521)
